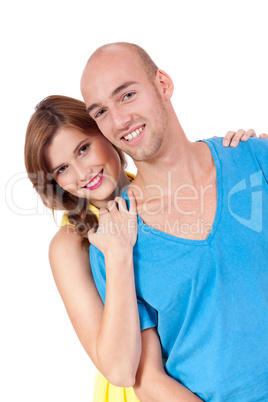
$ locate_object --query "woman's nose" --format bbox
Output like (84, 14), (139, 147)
(74, 161), (92, 183)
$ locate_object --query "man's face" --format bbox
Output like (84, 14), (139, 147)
(81, 49), (168, 162)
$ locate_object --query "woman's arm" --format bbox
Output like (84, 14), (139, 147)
(49, 192), (140, 387)
(133, 328), (202, 402)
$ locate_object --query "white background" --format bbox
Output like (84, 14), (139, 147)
(1, 1), (267, 401)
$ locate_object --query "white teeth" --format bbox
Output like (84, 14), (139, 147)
(84, 172), (102, 188)
(123, 126), (143, 141)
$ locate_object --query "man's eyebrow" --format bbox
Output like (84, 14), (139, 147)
(86, 81), (139, 115)
(111, 81), (139, 97)
(87, 103), (101, 115)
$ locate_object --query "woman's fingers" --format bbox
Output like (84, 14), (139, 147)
(90, 193), (138, 253)
(127, 190), (137, 215)
(87, 227), (97, 243)
(99, 206), (109, 215)
(259, 133), (268, 138)
(106, 200), (116, 212)
(114, 197), (128, 213)
(106, 193), (137, 215)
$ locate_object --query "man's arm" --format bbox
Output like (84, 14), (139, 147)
(133, 328), (202, 402)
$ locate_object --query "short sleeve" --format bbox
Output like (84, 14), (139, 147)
(137, 299), (158, 330)
(60, 212), (75, 228)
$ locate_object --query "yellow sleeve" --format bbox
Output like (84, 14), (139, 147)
(60, 212), (76, 228)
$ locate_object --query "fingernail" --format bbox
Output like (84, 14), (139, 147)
(223, 140), (229, 146)
(231, 140), (237, 147)
(242, 135), (247, 140)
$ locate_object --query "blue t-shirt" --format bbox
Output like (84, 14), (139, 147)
(90, 138), (268, 401)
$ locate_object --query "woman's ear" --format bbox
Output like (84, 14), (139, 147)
(155, 69), (174, 100)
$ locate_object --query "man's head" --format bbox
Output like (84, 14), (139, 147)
(80, 42), (174, 162)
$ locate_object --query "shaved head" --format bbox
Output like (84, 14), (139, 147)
(86, 42), (159, 82)
(80, 42), (173, 163)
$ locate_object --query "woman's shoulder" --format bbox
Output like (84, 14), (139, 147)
(49, 225), (86, 262)
(51, 225), (80, 244)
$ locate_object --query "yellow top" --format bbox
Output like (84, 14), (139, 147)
(61, 203), (100, 227)
(60, 171), (135, 227)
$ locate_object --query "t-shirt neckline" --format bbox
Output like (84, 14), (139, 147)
(133, 139), (222, 246)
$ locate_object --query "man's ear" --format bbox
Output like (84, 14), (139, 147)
(155, 69), (174, 100)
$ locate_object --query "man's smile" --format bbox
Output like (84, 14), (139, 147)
(121, 125), (145, 143)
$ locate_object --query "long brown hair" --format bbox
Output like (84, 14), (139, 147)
(25, 95), (127, 247)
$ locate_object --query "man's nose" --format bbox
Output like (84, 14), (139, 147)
(110, 105), (132, 130)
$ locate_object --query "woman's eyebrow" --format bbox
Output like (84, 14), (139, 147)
(73, 139), (88, 154)
(51, 163), (63, 174)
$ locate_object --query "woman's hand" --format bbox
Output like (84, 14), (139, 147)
(88, 189), (141, 386)
(220, 128), (268, 147)
(88, 189), (137, 257)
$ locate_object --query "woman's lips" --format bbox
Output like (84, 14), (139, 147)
(83, 169), (104, 190)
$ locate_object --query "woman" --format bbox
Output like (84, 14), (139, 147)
(24, 95), (261, 402)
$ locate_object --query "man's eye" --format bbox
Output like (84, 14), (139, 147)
(123, 92), (134, 100)
(95, 109), (105, 118)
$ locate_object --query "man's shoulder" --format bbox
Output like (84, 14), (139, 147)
(204, 136), (267, 152)
(245, 137), (268, 182)
(204, 136), (268, 182)
(204, 136), (267, 160)
(245, 136), (268, 156)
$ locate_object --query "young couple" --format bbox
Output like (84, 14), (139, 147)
(25, 42), (268, 401)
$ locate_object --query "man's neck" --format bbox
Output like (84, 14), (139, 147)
(131, 132), (217, 241)
(133, 127), (214, 191)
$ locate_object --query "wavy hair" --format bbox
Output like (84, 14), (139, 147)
(25, 95), (127, 247)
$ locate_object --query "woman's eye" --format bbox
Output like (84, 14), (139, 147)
(79, 144), (90, 155)
(57, 165), (67, 176)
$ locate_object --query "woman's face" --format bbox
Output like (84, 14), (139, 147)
(44, 126), (123, 208)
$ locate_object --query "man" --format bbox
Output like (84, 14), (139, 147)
(81, 42), (268, 401)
